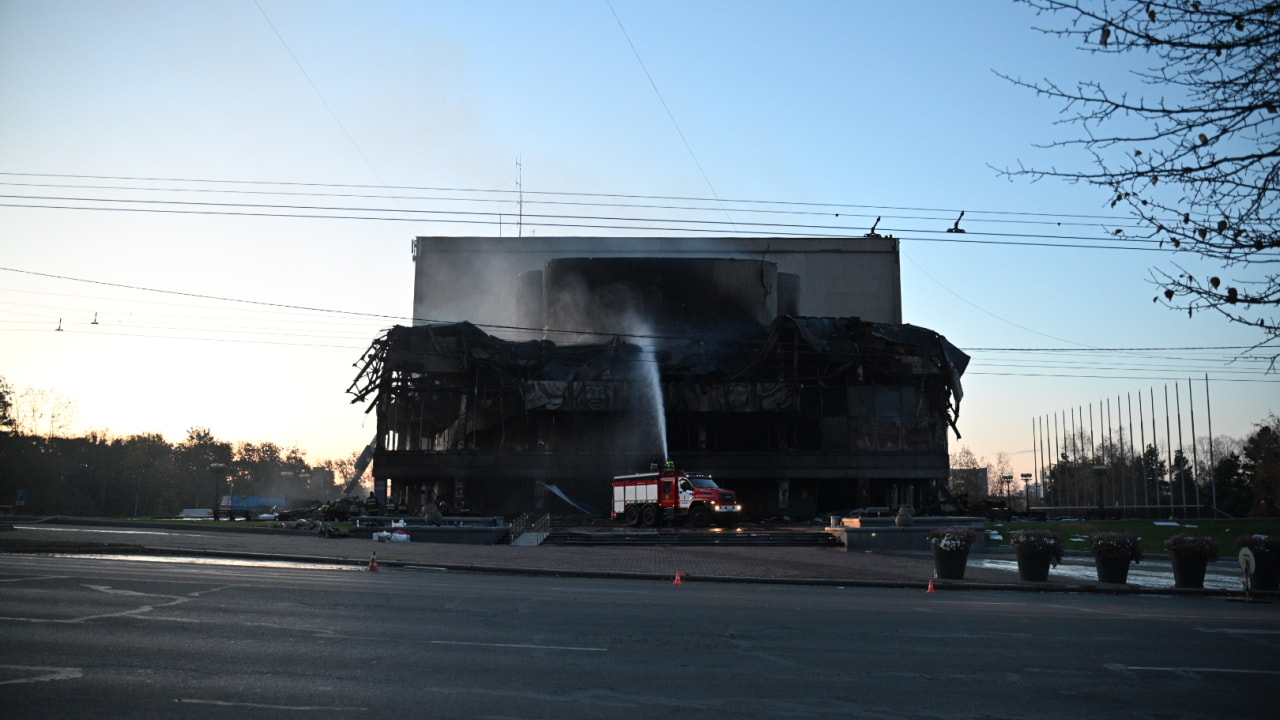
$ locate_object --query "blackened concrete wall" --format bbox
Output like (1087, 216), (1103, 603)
(411, 236), (902, 338)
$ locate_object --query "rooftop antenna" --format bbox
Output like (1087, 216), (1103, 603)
(56, 318), (63, 331)
(91, 312), (99, 325)
(947, 211), (966, 233)
(516, 156), (523, 239)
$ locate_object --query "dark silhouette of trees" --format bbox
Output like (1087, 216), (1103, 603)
(1241, 413), (1280, 515)
(176, 427), (232, 512)
(0, 425), (351, 517)
(1210, 450), (1252, 515)
(0, 376), (14, 434)
(1003, 1), (1280, 358)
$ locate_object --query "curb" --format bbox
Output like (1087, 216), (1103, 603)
(122, 545), (1277, 598)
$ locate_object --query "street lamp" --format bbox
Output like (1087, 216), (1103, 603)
(209, 463), (226, 521)
(1092, 465), (1108, 519)
(280, 470), (294, 509)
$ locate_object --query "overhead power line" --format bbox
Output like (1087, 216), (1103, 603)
(0, 171), (1141, 222)
(0, 197), (1169, 252)
(0, 178), (1145, 231)
(2, 265), (1276, 383)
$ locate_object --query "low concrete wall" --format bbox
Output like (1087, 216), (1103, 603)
(825, 517), (987, 552)
(349, 515), (511, 545)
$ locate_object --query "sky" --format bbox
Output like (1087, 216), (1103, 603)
(1, 0), (1275, 481)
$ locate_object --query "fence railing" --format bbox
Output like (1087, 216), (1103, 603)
(509, 513), (550, 546)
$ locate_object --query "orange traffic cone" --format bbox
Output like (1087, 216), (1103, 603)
(368, 552), (379, 572)
(926, 579), (936, 593)
(673, 571), (684, 585)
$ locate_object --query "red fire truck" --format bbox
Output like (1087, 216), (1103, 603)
(611, 467), (740, 528)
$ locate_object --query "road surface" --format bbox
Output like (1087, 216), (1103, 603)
(1, 553), (1276, 719)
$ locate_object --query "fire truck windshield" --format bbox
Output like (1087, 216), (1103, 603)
(686, 475), (718, 489)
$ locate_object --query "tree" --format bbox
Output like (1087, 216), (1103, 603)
(992, 451), (1016, 502)
(1004, 1), (1280, 357)
(318, 451), (363, 495)
(1210, 451), (1252, 516)
(949, 445), (990, 499)
(1240, 413), (1280, 515)
(232, 441), (284, 498)
(0, 376), (14, 434)
(119, 433), (177, 516)
(175, 427), (232, 509)
(10, 386), (78, 439)
(1170, 448), (1196, 513)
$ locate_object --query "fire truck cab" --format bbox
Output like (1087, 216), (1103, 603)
(611, 468), (740, 528)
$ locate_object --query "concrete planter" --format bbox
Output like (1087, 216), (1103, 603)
(1170, 551), (1209, 589)
(930, 542), (970, 580)
(1094, 555), (1131, 584)
(1014, 545), (1053, 582)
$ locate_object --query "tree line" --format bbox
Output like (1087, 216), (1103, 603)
(0, 376), (358, 517)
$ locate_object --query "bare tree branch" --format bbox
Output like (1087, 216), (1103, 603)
(1001, 1), (1280, 356)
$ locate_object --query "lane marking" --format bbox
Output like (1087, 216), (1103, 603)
(548, 587), (651, 595)
(1107, 663), (1280, 676)
(177, 699), (367, 711)
(432, 640), (606, 652)
(1196, 628), (1280, 635)
(1, 584), (193, 624)
(0, 665), (83, 685)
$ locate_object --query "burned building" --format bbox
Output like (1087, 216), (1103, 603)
(349, 236), (968, 520)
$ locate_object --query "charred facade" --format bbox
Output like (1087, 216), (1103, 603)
(350, 245), (967, 520)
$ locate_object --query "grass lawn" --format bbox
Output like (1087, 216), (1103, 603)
(985, 518), (1280, 557)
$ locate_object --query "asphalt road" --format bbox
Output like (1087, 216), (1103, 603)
(1, 553), (1277, 719)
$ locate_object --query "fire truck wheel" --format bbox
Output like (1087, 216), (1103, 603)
(689, 504), (710, 528)
(624, 504), (640, 527)
(641, 503), (659, 528)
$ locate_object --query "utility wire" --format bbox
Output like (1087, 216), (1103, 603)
(0, 199), (1170, 251)
(252, 0), (404, 212)
(3, 266), (1274, 383)
(0, 190), (1162, 243)
(0, 179), (1151, 231)
(606, 0), (736, 231)
(0, 171), (1147, 224)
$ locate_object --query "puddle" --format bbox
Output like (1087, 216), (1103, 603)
(51, 554), (362, 572)
(13, 525), (202, 538)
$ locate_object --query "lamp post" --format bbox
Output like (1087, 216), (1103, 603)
(209, 463), (226, 521)
(1021, 472), (1033, 513)
(280, 470), (294, 510)
(1092, 465), (1108, 520)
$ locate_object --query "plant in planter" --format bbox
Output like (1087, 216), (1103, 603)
(1009, 529), (1064, 582)
(927, 527), (977, 580)
(1163, 533), (1219, 589)
(1236, 534), (1280, 591)
(1088, 530), (1142, 584)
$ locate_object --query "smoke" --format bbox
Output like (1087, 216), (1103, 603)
(411, 240), (541, 340)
